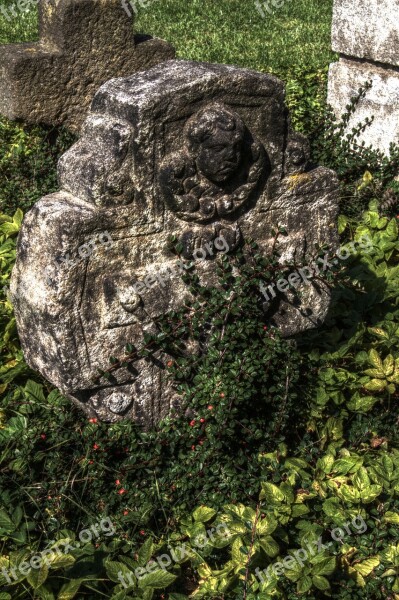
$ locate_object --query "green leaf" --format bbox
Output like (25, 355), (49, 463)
(27, 563), (49, 589)
(347, 394), (377, 413)
(360, 484), (382, 503)
(48, 553), (75, 570)
(23, 380), (46, 403)
(259, 536), (279, 558)
(291, 504), (309, 518)
(260, 482), (285, 504)
(297, 574), (312, 594)
(256, 516), (278, 536)
(353, 467), (370, 491)
(354, 557), (380, 576)
(0, 510), (14, 532)
(367, 327), (389, 340)
(364, 379), (386, 393)
(106, 561), (133, 584)
(193, 506), (217, 523)
(386, 218), (398, 239)
(332, 457), (361, 475)
(312, 556), (336, 576)
(312, 575), (330, 591)
(369, 349), (383, 371)
(338, 215), (348, 235)
(57, 579), (82, 600)
(138, 537), (154, 567)
(384, 511), (399, 524)
(138, 569), (177, 589)
(35, 585), (55, 600)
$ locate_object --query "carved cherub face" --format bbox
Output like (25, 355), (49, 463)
(185, 104), (246, 184)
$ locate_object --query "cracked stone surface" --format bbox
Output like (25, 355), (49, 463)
(0, 0), (175, 131)
(328, 0), (399, 154)
(11, 60), (339, 426)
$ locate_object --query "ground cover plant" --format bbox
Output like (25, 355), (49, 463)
(1, 0), (399, 598)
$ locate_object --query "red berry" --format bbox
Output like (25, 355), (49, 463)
(115, 479), (121, 485)
(189, 420), (196, 427)
(220, 392), (225, 398)
(191, 445), (196, 451)
(167, 360), (173, 367)
(93, 443), (100, 450)
(263, 326), (268, 330)
(207, 405), (213, 410)
(40, 434), (46, 440)
(139, 530), (145, 536)
(89, 418), (98, 423)
(118, 488), (126, 495)
(123, 510), (129, 516)
(200, 418), (206, 423)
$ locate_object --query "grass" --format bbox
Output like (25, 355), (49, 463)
(0, 0), (335, 77)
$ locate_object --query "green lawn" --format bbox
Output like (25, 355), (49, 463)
(0, 0), (335, 77)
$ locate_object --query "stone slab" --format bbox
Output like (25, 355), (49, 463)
(11, 60), (339, 426)
(0, 0), (175, 131)
(328, 58), (399, 154)
(332, 0), (399, 67)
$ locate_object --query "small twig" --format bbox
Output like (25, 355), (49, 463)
(243, 502), (261, 599)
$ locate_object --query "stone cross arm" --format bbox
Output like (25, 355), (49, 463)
(0, 0), (175, 131)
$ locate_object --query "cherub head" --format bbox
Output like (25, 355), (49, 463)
(184, 103), (246, 184)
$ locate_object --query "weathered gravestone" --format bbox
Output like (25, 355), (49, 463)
(11, 60), (339, 427)
(0, 0), (175, 131)
(328, 0), (399, 154)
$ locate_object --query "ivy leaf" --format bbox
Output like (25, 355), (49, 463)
(259, 536), (279, 558)
(27, 563), (49, 589)
(312, 555), (336, 576)
(338, 215), (348, 235)
(369, 349), (384, 371)
(354, 557), (380, 577)
(260, 482), (285, 504)
(383, 355), (395, 377)
(312, 574), (330, 591)
(57, 579), (82, 600)
(256, 516), (278, 536)
(192, 506), (217, 523)
(105, 560), (133, 584)
(138, 569), (177, 589)
(138, 537), (154, 567)
(386, 218), (398, 239)
(384, 512), (399, 525)
(23, 380), (46, 403)
(0, 510), (14, 533)
(297, 574), (312, 594)
(347, 394), (377, 413)
(364, 379), (386, 393)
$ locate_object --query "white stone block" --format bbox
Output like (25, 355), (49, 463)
(332, 0), (399, 67)
(328, 58), (399, 155)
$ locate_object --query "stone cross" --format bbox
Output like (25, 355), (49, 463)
(0, 0), (175, 131)
(11, 60), (339, 427)
(328, 0), (399, 154)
